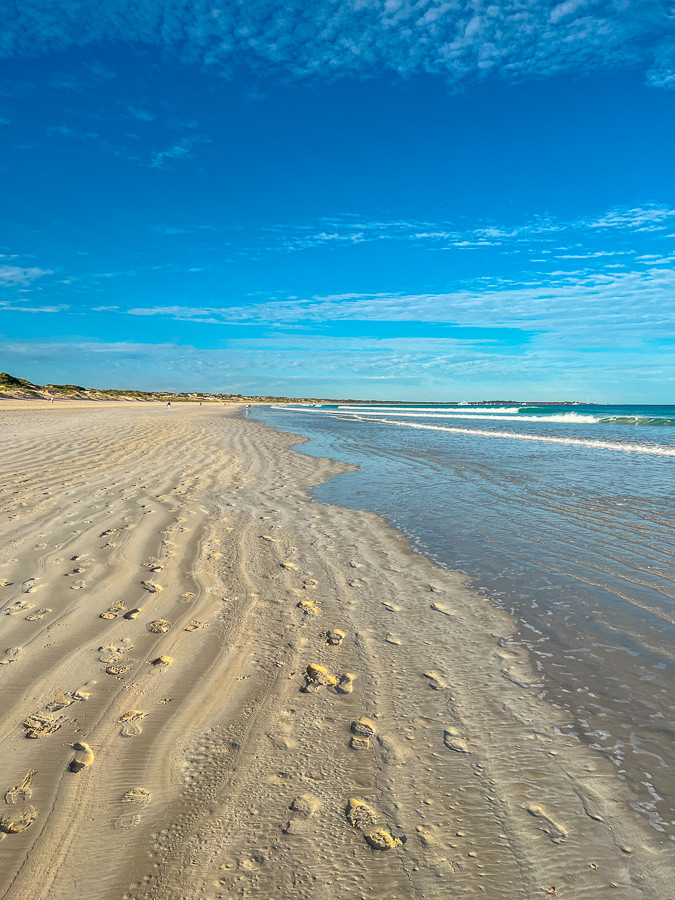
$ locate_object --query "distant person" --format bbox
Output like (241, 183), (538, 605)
(167, 401), (171, 408)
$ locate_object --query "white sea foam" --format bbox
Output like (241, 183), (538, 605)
(337, 405), (523, 415)
(272, 406), (675, 456)
(346, 417), (675, 457)
(337, 409), (602, 424)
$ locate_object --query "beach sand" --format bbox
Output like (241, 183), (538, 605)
(0, 402), (670, 899)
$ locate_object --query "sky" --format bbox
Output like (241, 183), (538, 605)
(1, 0), (675, 401)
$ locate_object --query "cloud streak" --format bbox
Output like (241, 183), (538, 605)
(257, 206), (675, 254)
(125, 263), (675, 351)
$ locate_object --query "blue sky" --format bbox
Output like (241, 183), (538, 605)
(1, 1), (674, 400)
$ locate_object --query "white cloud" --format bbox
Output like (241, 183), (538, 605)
(0, 265), (52, 286)
(1, 1), (674, 89)
(124, 263), (675, 353)
(150, 134), (209, 168)
(255, 206), (675, 254)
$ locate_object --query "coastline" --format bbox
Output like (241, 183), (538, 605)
(0, 403), (670, 899)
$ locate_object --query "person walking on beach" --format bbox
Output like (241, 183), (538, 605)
(167, 401), (171, 408)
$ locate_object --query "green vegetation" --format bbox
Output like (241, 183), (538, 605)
(0, 372), (39, 391)
(0, 371), (338, 404)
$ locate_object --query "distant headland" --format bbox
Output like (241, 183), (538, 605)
(0, 372), (587, 406)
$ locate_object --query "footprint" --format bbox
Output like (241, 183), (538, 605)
(326, 630), (345, 647)
(46, 690), (74, 711)
(350, 717), (377, 751)
(70, 581), (86, 590)
(73, 683), (94, 701)
(151, 656), (172, 667)
(124, 608), (141, 619)
(301, 663), (338, 692)
(147, 619), (171, 634)
(105, 662), (132, 676)
(282, 793), (320, 835)
(141, 581), (162, 593)
(23, 713), (66, 739)
(114, 812), (141, 829)
(267, 710), (299, 751)
(385, 634), (402, 645)
(423, 671), (446, 690)
(100, 601), (125, 620)
(0, 806), (37, 834)
(346, 797), (378, 831)
(118, 710), (147, 737)
(280, 561), (298, 571)
(336, 673), (357, 694)
(345, 798), (402, 851)
(443, 727), (469, 753)
(184, 620), (206, 632)
(261, 535), (276, 543)
(68, 742), (94, 772)
(0, 580), (13, 588)
(99, 640), (132, 664)
(1, 647), (23, 666)
(526, 804), (568, 843)
(4, 770), (36, 805)
(296, 599), (320, 616)
(6, 600), (34, 616)
(122, 787), (150, 805)
(25, 608), (52, 621)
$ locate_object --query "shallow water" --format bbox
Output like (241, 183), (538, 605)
(250, 402), (675, 839)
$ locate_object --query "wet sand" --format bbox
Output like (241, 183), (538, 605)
(0, 402), (671, 899)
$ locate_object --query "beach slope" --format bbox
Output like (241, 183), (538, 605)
(0, 403), (670, 899)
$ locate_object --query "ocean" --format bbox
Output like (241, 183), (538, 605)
(249, 402), (675, 841)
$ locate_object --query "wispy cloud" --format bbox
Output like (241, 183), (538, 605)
(0, 265), (52, 286)
(1, 1), (674, 90)
(252, 205), (675, 255)
(124, 263), (675, 351)
(150, 134), (209, 168)
(154, 223), (219, 235)
(44, 120), (210, 168)
(125, 106), (155, 122)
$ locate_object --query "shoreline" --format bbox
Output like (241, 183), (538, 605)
(0, 403), (670, 898)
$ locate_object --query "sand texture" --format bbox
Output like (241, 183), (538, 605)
(0, 403), (671, 899)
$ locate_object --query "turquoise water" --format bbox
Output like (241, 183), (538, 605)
(250, 402), (675, 839)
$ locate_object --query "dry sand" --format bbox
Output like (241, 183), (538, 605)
(0, 402), (671, 899)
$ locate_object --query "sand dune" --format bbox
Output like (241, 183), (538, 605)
(0, 402), (670, 898)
